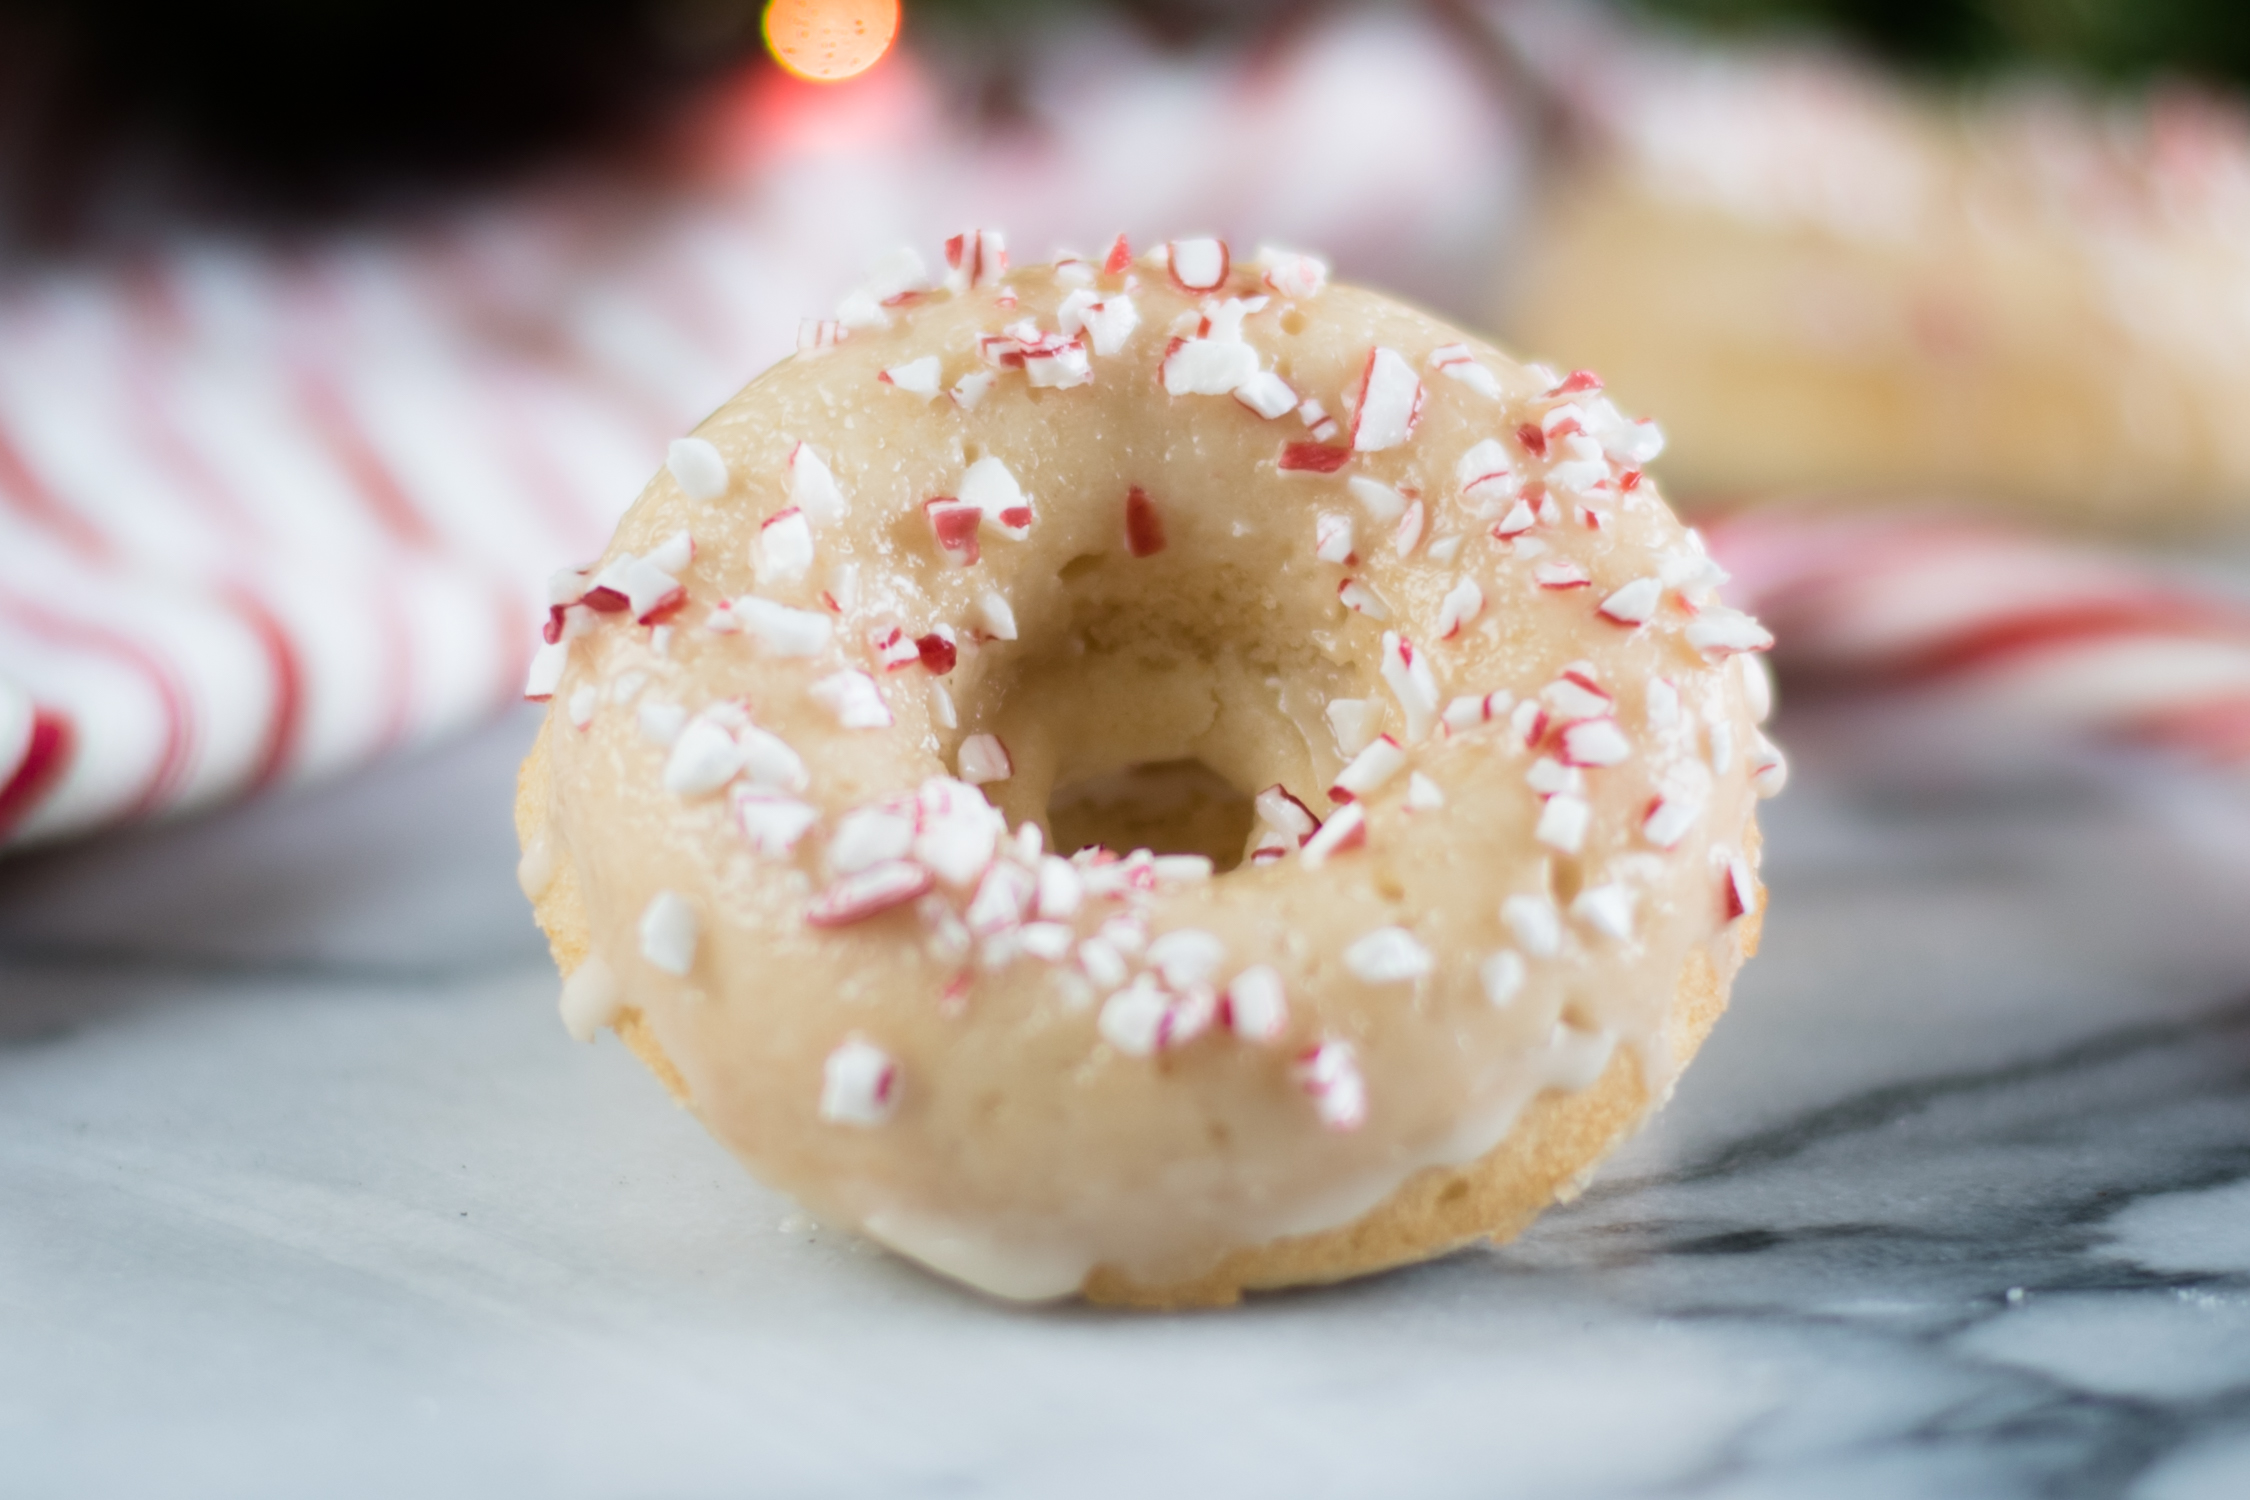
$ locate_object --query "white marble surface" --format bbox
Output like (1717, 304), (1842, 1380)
(9, 705), (2250, 1498)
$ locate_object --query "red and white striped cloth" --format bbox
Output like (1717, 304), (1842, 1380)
(0, 9), (1521, 849)
(1709, 505), (2250, 768)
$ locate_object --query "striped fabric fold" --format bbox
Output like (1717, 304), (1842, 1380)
(0, 10), (1517, 849)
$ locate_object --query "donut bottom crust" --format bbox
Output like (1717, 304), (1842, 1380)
(517, 723), (1758, 1310)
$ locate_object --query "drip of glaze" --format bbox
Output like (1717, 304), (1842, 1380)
(559, 956), (623, 1043)
(516, 828), (559, 900)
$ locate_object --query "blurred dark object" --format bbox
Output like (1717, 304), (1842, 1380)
(1633, 0), (2250, 86)
(0, 0), (1298, 251)
(0, 0), (769, 244)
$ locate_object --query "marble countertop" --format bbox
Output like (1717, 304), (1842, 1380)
(9, 706), (2250, 1498)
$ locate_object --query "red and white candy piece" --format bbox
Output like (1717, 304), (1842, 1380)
(809, 860), (933, 927)
(1299, 802), (1366, 869)
(1315, 513), (1356, 565)
(1021, 334), (1092, 389)
(667, 437), (730, 500)
(880, 356), (942, 400)
(916, 629), (958, 675)
(1348, 347), (1422, 452)
(731, 596), (833, 656)
(1279, 442), (1351, 474)
(1223, 965), (1289, 1042)
(1125, 487), (1166, 557)
(1481, 950), (1526, 1007)
(1168, 237), (1230, 292)
(1235, 370), (1299, 420)
(1429, 342), (1503, 400)
(1560, 718), (1632, 768)
(1326, 697), (1384, 755)
(1535, 793), (1590, 854)
(739, 724), (808, 792)
(1642, 793), (1701, 850)
(925, 497), (984, 566)
(829, 800), (917, 876)
(1435, 580), (1484, 639)
(951, 370), (997, 410)
(1380, 632), (1440, 742)
(1723, 850), (1757, 922)
(755, 508), (815, 588)
(1255, 784), (1321, 846)
(820, 1036), (900, 1126)
(869, 624), (922, 672)
(958, 733), (1012, 785)
(1162, 333), (1261, 396)
(1343, 926), (1431, 984)
(524, 641), (569, 702)
(1503, 893), (1562, 958)
(638, 891), (699, 976)
(1685, 610), (1776, 657)
(1492, 500), (1538, 538)
(945, 229), (1007, 291)
(1348, 475), (1406, 523)
(664, 712), (746, 797)
(810, 671), (892, 729)
(966, 861), (1036, 937)
(789, 443), (847, 527)
(914, 779), (1003, 888)
(1395, 502), (1425, 557)
(1456, 438), (1517, 509)
(1599, 577), (1663, 626)
(1057, 288), (1141, 356)
(961, 457), (1033, 538)
(584, 544), (687, 623)
(1534, 558), (1592, 590)
(1295, 1040), (1367, 1131)
(1571, 883), (1637, 941)
(1440, 690), (1513, 733)
(1543, 670), (1613, 722)
(735, 785), (820, 857)
(1253, 245), (1327, 299)
(1330, 735), (1406, 803)
(1339, 580), (1389, 620)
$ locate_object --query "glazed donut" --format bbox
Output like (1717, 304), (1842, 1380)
(514, 230), (1782, 1306)
(1502, 47), (2250, 531)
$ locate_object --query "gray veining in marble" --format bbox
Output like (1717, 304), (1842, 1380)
(7, 703), (2250, 1498)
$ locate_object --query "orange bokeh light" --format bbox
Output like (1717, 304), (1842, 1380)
(762, 0), (901, 84)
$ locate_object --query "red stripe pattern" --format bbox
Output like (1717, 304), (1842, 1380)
(1708, 506), (2250, 767)
(0, 16), (1547, 848)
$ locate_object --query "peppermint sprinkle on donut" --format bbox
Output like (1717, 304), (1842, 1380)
(1168, 237), (1230, 292)
(668, 437), (730, 500)
(638, 892), (699, 976)
(1125, 487), (1167, 557)
(821, 1037), (900, 1126)
(925, 498), (984, 566)
(1349, 348), (1423, 452)
(1344, 927), (1433, 984)
(958, 734), (1013, 785)
(1296, 1041), (1367, 1132)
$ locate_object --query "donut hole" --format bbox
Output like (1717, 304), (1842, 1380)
(970, 552), (1331, 875)
(1047, 760), (1255, 870)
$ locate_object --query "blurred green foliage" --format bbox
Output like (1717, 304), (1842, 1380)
(1633, 0), (2250, 85)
